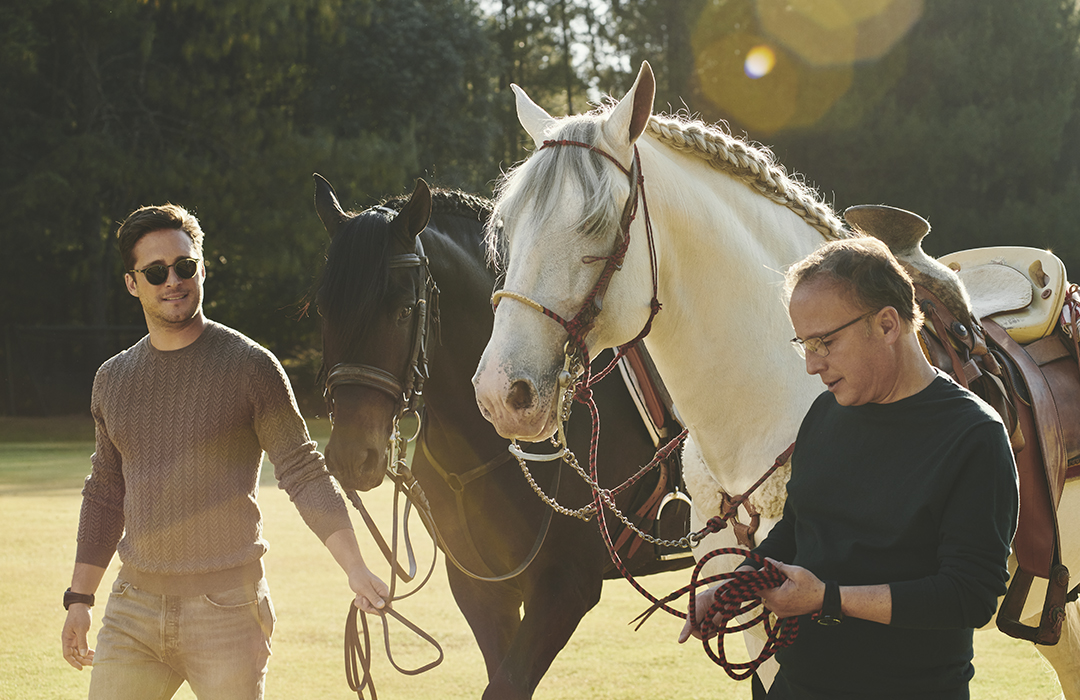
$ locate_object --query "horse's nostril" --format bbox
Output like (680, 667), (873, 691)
(507, 379), (536, 411)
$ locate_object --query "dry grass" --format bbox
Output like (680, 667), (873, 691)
(0, 417), (1063, 699)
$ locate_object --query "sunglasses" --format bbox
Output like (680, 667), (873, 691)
(129, 258), (201, 285)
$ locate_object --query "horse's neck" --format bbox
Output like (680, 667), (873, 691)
(419, 223), (507, 464)
(639, 142), (825, 492)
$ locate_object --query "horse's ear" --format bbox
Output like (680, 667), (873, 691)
(313, 173), (348, 238)
(513, 83), (558, 148)
(602, 61), (655, 147)
(393, 178), (432, 245)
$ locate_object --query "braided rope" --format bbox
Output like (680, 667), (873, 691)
(634, 546), (799, 681)
(646, 115), (847, 241)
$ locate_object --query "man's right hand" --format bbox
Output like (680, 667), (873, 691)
(61, 606), (95, 670)
(678, 585), (721, 643)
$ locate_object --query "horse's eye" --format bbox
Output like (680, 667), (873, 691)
(398, 305), (414, 321)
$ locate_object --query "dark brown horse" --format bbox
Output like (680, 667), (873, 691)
(311, 173), (691, 700)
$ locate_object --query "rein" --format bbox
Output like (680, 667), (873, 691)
(342, 476), (444, 700)
(416, 422), (561, 582)
(489, 138), (798, 670)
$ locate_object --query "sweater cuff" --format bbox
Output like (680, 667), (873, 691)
(76, 541), (117, 569)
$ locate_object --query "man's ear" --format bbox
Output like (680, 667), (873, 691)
(125, 273), (139, 298)
(877, 306), (903, 342)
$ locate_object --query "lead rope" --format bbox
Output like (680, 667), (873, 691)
(633, 548), (799, 680)
(342, 417), (444, 700)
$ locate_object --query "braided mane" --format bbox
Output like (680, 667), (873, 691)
(484, 106), (849, 269)
(646, 114), (847, 240)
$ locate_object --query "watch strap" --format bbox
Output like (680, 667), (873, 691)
(815, 580), (842, 626)
(64, 588), (95, 610)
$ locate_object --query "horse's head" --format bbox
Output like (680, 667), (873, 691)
(314, 173), (434, 491)
(472, 62), (658, 441)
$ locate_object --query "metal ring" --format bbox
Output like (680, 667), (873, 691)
(399, 409), (422, 442)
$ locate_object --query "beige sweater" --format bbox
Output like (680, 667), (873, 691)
(77, 321), (351, 595)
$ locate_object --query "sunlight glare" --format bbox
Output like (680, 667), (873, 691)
(744, 45), (777, 78)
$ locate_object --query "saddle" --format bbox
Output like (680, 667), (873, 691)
(847, 205), (1080, 645)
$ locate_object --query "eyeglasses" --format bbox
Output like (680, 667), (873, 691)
(790, 310), (877, 358)
(129, 258), (201, 285)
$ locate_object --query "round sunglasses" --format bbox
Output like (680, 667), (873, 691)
(129, 258), (201, 285)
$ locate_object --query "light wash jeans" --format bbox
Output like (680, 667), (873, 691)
(88, 577), (275, 700)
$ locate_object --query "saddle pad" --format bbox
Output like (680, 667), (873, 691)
(940, 246), (1067, 343)
(953, 263), (1031, 320)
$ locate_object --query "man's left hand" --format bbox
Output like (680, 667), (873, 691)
(758, 558), (825, 619)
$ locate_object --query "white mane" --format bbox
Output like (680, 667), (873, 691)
(485, 108), (849, 269)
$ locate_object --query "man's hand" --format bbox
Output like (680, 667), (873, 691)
(678, 585), (720, 643)
(758, 559), (825, 619)
(349, 564), (390, 614)
(676, 564), (763, 643)
(61, 605), (95, 670)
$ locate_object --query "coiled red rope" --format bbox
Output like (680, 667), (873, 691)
(634, 547), (799, 680)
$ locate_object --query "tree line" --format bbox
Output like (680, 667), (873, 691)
(3, 0), (1078, 414)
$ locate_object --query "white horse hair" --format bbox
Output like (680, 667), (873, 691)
(472, 61), (1080, 696)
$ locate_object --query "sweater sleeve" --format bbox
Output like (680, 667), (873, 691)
(890, 421), (1018, 629)
(76, 363), (125, 568)
(247, 345), (352, 542)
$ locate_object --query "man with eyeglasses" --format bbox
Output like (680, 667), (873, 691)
(682, 235), (1018, 698)
(60, 203), (389, 699)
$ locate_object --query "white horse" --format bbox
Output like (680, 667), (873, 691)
(471, 60), (1080, 696)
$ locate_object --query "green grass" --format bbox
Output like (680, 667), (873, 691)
(0, 417), (1064, 699)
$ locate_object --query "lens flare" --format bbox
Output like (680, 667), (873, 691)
(744, 45), (777, 78)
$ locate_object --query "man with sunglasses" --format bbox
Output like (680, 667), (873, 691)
(682, 235), (1018, 698)
(60, 204), (389, 699)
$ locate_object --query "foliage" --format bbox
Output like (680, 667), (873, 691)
(4, 0), (1080, 415)
(760, 0), (1080, 271)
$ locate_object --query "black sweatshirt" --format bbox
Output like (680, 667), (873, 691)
(755, 373), (1018, 699)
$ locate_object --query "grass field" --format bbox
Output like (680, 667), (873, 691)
(0, 415), (1064, 699)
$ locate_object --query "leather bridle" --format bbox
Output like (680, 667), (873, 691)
(491, 140), (661, 392)
(324, 233), (440, 425)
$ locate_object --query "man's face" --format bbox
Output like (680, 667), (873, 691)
(125, 228), (205, 329)
(789, 278), (899, 406)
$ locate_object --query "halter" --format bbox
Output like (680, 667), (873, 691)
(325, 233), (440, 425)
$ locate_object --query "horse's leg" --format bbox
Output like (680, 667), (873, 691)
(1034, 599), (1080, 699)
(481, 556), (603, 700)
(445, 564), (523, 685)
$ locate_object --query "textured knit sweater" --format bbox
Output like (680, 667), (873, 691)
(754, 373), (1018, 699)
(77, 321), (351, 595)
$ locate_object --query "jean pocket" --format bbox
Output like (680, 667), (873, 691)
(257, 591), (276, 644)
(203, 584), (258, 610)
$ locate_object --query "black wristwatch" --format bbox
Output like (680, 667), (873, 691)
(64, 588), (95, 610)
(815, 580), (843, 626)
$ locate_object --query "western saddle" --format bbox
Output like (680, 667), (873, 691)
(846, 204), (1080, 645)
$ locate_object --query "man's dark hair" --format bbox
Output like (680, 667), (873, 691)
(117, 204), (205, 273)
(784, 236), (923, 329)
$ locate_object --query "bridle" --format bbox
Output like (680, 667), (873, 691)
(491, 140), (661, 388)
(324, 225), (440, 428)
